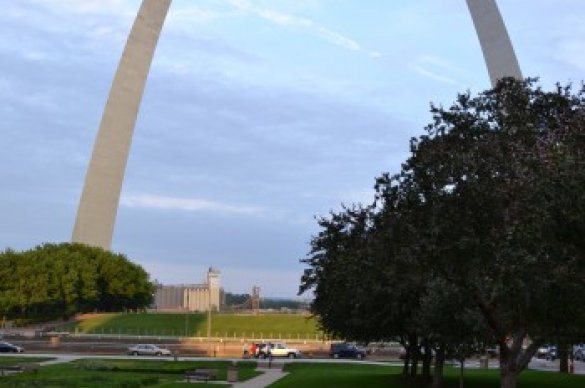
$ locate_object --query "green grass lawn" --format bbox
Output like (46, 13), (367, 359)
(61, 313), (320, 339)
(272, 363), (402, 387)
(0, 359), (260, 387)
(2, 359), (585, 388)
(211, 314), (319, 339)
(270, 363), (585, 388)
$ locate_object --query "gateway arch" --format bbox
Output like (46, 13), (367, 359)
(72, 0), (172, 248)
(72, 0), (523, 250)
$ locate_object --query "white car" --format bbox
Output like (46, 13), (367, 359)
(127, 344), (172, 356)
(260, 342), (301, 359)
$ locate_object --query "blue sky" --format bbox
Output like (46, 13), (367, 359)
(1, 0), (584, 298)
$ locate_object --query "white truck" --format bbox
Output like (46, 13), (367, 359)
(257, 342), (301, 359)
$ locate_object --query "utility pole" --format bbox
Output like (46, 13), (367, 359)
(185, 290), (189, 337)
(207, 288), (212, 356)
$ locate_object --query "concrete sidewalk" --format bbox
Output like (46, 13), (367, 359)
(8, 354), (292, 386)
(230, 368), (288, 388)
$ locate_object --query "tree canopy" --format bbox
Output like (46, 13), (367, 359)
(300, 78), (585, 388)
(0, 243), (154, 321)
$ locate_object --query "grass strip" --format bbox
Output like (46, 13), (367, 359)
(270, 362), (585, 388)
(0, 358), (260, 387)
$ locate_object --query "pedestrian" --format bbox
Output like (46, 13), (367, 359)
(267, 342), (273, 368)
(250, 343), (257, 358)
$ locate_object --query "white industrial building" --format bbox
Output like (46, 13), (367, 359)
(154, 267), (223, 312)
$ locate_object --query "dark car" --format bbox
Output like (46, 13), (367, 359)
(253, 343), (267, 358)
(0, 341), (24, 353)
(545, 346), (558, 361)
(536, 345), (557, 360)
(330, 343), (367, 359)
(486, 347), (499, 358)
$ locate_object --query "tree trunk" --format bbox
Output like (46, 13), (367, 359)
(410, 356), (419, 378)
(559, 344), (568, 373)
(500, 367), (519, 388)
(459, 359), (465, 388)
(495, 330), (540, 388)
(499, 347), (519, 388)
(401, 338), (410, 377)
(421, 341), (432, 383)
(408, 333), (419, 378)
(403, 356), (410, 377)
(432, 346), (446, 388)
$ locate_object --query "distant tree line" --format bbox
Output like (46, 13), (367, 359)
(224, 292), (250, 307)
(0, 243), (154, 322)
(300, 79), (585, 388)
(224, 292), (308, 311)
(261, 298), (309, 310)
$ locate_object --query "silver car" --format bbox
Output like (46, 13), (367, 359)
(127, 344), (172, 356)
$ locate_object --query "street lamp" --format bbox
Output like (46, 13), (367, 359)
(207, 287), (212, 356)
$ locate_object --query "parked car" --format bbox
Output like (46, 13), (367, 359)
(0, 341), (24, 353)
(330, 343), (367, 359)
(545, 346), (558, 361)
(486, 346), (499, 358)
(256, 342), (301, 359)
(250, 343), (268, 358)
(127, 344), (172, 356)
(536, 345), (557, 360)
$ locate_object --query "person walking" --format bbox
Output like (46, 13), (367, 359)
(267, 342), (273, 368)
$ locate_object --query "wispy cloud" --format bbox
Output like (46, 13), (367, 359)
(167, 7), (220, 27)
(226, 0), (379, 57)
(121, 194), (266, 216)
(30, 0), (134, 16)
(412, 55), (464, 85)
(413, 65), (457, 85)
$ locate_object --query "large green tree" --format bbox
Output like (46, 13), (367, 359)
(0, 243), (154, 321)
(300, 78), (585, 388)
(402, 78), (585, 388)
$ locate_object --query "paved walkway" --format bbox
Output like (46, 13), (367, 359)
(230, 367), (288, 388)
(15, 354), (291, 386)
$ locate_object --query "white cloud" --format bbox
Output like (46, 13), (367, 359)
(22, 50), (48, 61)
(413, 65), (458, 85)
(419, 55), (460, 70)
(121, 194), (266, 216)
(226, 0), (370, 54)
(412, 55), (466, 86)
(30, 0), (134, 16)
(167, 7), (220, 27)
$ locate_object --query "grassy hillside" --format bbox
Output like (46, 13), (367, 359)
(61, 313), (321, 339)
